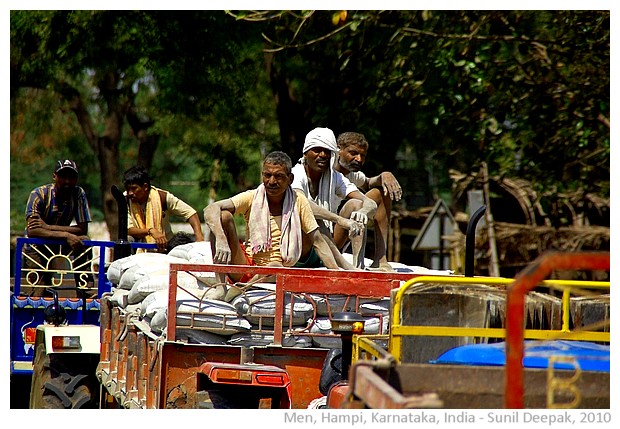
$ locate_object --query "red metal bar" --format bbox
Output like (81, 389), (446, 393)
(504, 251), (609, 408)
(167, 263), (419, 347)
(166, 266), (179, 342)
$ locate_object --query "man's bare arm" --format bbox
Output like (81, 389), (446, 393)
(203, 199), (235, 264)
(346, 190), (377, 224)
(294, 190), (363, 236)
(26, 215), (88, 249)
(186, 212), (204, 242)
(307, 229), (340, 269)
(367, 172), (402, 201)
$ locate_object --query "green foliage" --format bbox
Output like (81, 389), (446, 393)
(251, 10), (610, 205)
(10, 10), (610, 236)
(11, 10), (278, 232)
(10, 88), (103, 233)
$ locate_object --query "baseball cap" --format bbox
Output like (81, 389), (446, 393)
(55, 159), (78, 174)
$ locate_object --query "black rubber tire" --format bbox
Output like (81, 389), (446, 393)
(29, 342), (100, 409)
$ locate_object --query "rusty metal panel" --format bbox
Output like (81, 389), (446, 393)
(350, 362), (609, 409)
(351, 365), (442, 409)
(153, 342), (329, 409)
(506, 251), (610, 408)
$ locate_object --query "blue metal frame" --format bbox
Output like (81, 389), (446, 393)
(10, 237), (156, 375)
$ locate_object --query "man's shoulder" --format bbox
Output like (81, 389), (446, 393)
(293, 189), (310, 203)
(230, 188), (256, 203)
(346, 171), (367, 188)
(333, 169), (356, 186)
(31, 183), (52, 192)
(28, 183), (53, 199)
(291, 162), (305, 175)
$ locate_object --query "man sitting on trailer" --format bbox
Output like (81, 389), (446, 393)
(25, 159), (93, 285)
(291, 127), (377, 269)
(204, 151), (342, 285)
(334, 131), (402, 271)
(123, 165), (204, 253)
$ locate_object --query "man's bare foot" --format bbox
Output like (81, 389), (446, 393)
(368, 261), (394, 272)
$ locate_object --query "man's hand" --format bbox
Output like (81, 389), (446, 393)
(350, 210), (369, 226)
(336, 216), (364, 237)
(27, 214), (48, 230)
(65, 233), (87, 250)
(212, 240), (232, 264)
(149, 228), (168, 252)
(380, 172), (402, 201)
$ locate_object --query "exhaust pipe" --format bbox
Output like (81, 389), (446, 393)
(111, 185), (131, 261)
(465, 205), (486, 277)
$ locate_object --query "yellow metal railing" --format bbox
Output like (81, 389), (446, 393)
(353, 275), (609, 363)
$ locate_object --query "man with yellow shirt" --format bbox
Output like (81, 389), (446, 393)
(123, 165), (204, 253)
(203, 151), (341, 283)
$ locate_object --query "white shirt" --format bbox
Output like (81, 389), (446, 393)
(291, 162), (358, 215)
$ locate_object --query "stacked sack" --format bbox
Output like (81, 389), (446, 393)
(105, 241), (314, 347)
(106, 242), (250, 341)
(105, 244), (416, 348)
(303, 294), (391, 348)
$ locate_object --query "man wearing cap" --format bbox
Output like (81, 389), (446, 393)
(25, 159), (93, 284)
(291, 127), (377, 269)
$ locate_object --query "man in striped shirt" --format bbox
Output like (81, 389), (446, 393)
(24, 159), (93, 285)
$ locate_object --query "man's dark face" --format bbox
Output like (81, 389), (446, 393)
(338, 143), (367, 173)
(53, 169), (78, 198)
(262, 162), (292, 200)
(124, 183), (150, 204)
(304, 147), (332, 173)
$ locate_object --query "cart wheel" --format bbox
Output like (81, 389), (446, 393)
(29, 342), (99, 409)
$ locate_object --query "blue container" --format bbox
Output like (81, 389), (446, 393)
(433, 340), (610, 372)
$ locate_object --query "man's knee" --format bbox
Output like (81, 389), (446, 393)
(339, 199), (362, 217)
(220, 210), (235, 224)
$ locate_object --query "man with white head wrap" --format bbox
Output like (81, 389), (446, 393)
(291, 127), (377, 269)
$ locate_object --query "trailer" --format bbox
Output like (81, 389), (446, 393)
(331, 251), (610, 409)
(96, 263), (422, 409)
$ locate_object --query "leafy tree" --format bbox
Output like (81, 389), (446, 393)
(11, 10), (268, 238)
(11, 10), (610, 243)
(234, 10), (610, 211)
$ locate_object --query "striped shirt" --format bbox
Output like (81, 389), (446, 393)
(25, 184), (91, 229)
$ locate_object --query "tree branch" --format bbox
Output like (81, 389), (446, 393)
(597, 113), (610, 129)
(262, 21), (353, 53)
(57, 82), (98, 153)
(399, 26), (562, 46)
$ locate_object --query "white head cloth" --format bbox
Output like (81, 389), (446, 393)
(303, 127), (338, 154)
(302, 127), (338, 231)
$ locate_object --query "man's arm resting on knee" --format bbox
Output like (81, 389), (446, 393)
(203, 199), (236, 264)
(296, 190), (362, 235)
(346, 190), (378, 224)
(367, 172), (402, 201)
(307, 229), (340, 269)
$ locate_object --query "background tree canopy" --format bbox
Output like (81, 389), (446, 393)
(10, 10), (610, 259)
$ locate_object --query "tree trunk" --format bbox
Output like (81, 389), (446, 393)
(65, 75), (128, 242)
(266, 53), (310, 160)
(127, 107), (159, 171)
(98, 135), (120, 241)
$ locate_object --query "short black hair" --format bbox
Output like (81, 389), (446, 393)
(263, 151), (293, 174)
(167, 232), (196, 253)
(123, 166), (150, 188)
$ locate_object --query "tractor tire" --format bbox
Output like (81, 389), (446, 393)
(29, 342), (100, 409)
